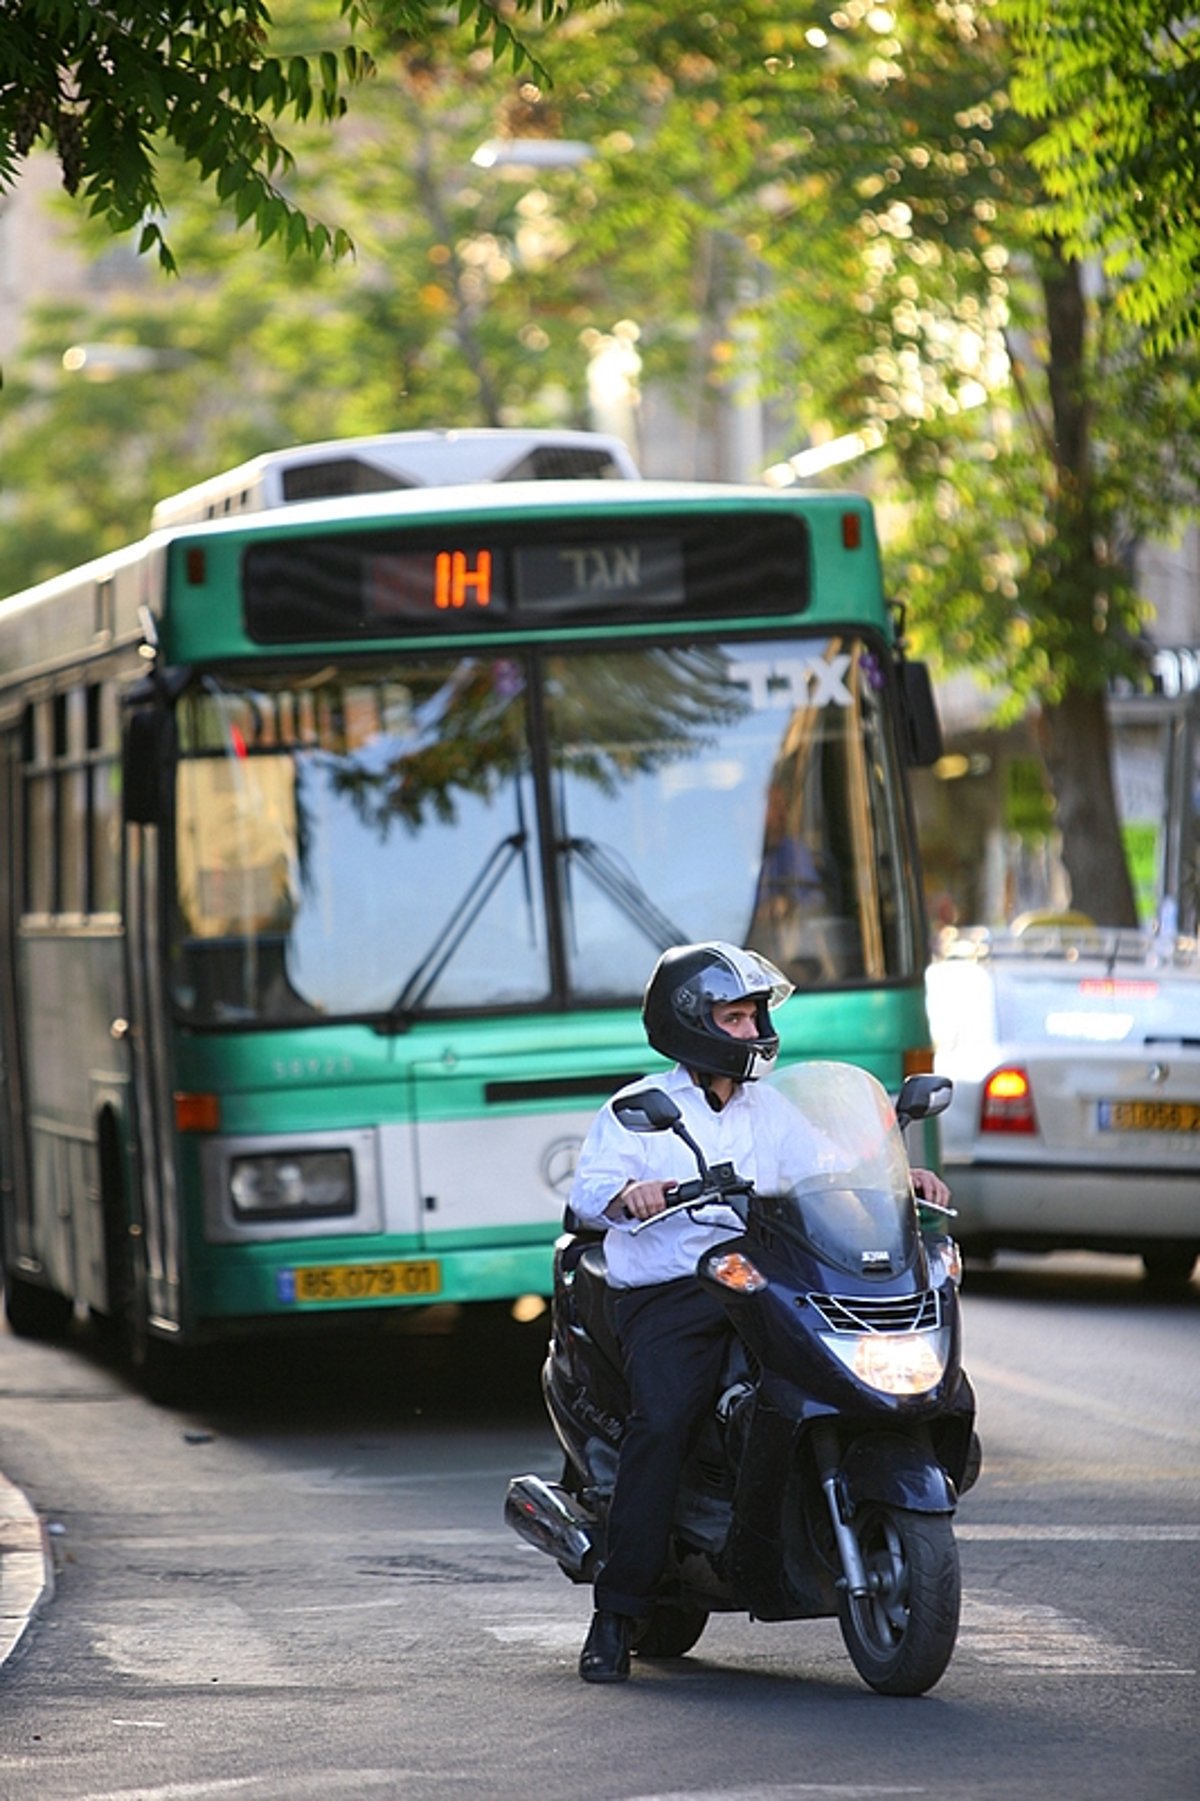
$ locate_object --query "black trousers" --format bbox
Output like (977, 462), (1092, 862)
(593, 1277), (731, 1619)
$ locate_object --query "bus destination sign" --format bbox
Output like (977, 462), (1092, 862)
(362, 538), (684, 619)
(243, 512), (807, 641)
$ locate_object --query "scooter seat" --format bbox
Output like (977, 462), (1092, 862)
(578, 1243), (608, 1284)
(573, 1244), (625, 1376)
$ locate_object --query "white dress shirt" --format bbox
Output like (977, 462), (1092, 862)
(569, 1063), (828, 1288)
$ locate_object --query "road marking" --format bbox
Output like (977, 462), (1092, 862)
(95, 1527), (515, 1551)
(633, 1789), (927, 1799)
(268, 1596), (419, 1615)
(94, 1599), (305, 1687)
(301, 1464), (528, 1489)
(70, 1780), (408, 1801)
(486, 1618), (582, 1650)
(66, 1784), (263, 1800)
(959, 1587), (1193, 1674)
(966, 1358), (1200, 1447)
(958, 1523), (1200, 1541)
(486, 1584), (1194, 1679)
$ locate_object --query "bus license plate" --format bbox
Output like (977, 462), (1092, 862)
(1098, 1100), (1200, 1133)
(283, 1260), (442, 1304)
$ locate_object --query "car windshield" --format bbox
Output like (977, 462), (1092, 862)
(168, 636), (924, 1025)
(927, 932), (1200, 1054)
(766, 1062), (919, 1279)
(992, 968), (1200, 1046)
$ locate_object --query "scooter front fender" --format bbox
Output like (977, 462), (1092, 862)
(840, 1431), (957, 1515)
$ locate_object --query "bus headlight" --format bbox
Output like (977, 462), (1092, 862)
(823, 1329), (949, 1395)
(230, 1150), (355, 1221)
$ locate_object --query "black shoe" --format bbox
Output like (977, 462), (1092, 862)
(579, 1610), (632, 1683)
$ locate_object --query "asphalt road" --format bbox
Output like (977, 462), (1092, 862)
(0, 1252), (1197, 1801)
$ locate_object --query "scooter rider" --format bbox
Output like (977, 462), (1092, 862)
(568, 940), (951, 1684)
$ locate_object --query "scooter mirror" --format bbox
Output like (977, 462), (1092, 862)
(895, 1073), (953, 1126)
(612, 1088), (682, 1134)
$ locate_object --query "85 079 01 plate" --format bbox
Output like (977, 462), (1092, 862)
(278, 1260), (442, 1304)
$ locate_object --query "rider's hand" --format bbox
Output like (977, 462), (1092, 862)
(606, 1178), (677, 1222)
(911, 1167), (951, 1209)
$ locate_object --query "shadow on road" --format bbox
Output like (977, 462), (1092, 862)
(961, 1248), (1199, 1309)
(60, 1298), (553, 1428)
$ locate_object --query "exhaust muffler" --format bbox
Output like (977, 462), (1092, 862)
(504, 1474), (597, 1577)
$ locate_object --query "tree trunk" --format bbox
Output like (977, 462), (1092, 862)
(1036, 688), (1139, 926)
(407, 108), (503, 426)
(1034, 250), (1138, 927)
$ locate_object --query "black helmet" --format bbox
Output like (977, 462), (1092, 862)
(642, 941), (794, 1082)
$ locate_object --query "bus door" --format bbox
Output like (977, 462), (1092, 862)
(122, 815), (185, 1333)
(0, 724), (34, 1267)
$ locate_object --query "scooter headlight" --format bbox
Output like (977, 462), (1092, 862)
(824, 1329), (949, 1395)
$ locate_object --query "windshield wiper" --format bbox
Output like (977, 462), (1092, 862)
(559, 834), (687, 953)
(377, 830), (529, 1033)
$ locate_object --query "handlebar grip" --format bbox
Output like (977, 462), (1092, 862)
(621, 1174), (747, 1227)
(620, 1180), (678, 1221)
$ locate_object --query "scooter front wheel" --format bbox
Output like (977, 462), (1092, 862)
(836, 1504), (960, 1696)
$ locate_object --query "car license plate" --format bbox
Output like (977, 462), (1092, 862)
(1098, 1100), (1200, 1133)
(281, 1260), (442, 1304)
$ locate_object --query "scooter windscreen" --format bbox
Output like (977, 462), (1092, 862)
(765, 1061), (921, 1279)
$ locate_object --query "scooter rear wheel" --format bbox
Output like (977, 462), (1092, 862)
(836, 1504), (960, 1696)
(632, 1605), (709, 1659)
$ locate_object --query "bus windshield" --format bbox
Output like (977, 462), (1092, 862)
(170, 632), (922, 1024)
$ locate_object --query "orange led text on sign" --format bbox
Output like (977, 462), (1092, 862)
(434, 549), (493, 609)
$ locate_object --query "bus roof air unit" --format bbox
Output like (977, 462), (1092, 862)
(150, 428), (641, 530)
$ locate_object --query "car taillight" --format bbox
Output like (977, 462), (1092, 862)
(980, 1066), (1037, 1134)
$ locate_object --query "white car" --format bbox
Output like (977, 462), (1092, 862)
(925, 926), (1200, 1286)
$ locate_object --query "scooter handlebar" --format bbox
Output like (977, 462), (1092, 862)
(627, 1172), (753, 1234)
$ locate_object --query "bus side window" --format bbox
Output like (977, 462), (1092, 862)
(21, 701), (54, 916)
(87, 682), (121, 915)
(20, 684), (122, 922)
(55, 690), (87, 916)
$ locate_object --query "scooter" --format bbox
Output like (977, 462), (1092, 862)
(505, 1061), (979, 1696)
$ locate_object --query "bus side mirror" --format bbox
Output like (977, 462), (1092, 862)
(900, 660), (944, 767)
(122, 708), (171, 825)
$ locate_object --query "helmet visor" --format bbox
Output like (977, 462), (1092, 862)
(673, 945), (794, 1020)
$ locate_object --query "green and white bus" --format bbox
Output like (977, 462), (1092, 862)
(0, 430), (942, 1396)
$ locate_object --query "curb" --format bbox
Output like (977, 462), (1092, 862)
(0, 1472), (53, 1672)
